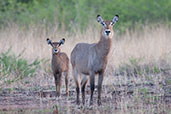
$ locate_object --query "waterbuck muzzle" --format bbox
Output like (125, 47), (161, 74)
(53, 48), (58, 53)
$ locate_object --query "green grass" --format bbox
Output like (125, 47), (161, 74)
(0, 48), (41, 84)
(117, 57), (168, 76)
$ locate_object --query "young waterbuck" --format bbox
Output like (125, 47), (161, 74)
(47, 38), (69, 97)
(71, 14), (119, 105)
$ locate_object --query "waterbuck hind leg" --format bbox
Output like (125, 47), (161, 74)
(76, 85), (80, 105)
(73, 68), (80, 105)
(64, 71), (69, 96)
(89, 72), (95, 105)
(54, 73), (62, 97)
(97, 72), (104, 106)
(81, 76), (88, 105)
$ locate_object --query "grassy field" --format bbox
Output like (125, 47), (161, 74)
(0, 24), (171, 113)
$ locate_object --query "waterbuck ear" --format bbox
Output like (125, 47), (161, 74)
(111, 15), (119, 25)
(97, 15), (106, 27)
(47, 38), (51, 45)
(58, 38), (65, 47)
(47, 38), (54, 47)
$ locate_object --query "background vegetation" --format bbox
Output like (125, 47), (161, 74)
(0, 0), (171, 31)
(0, 0), (170, 113)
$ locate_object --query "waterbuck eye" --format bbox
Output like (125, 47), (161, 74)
(102, 22), (105, 26)
(110, 22), (112, 25)
(101, 22), (107, 27)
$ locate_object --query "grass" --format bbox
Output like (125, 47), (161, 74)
(0, 23), (170, 113)
(0, 48), (41, 88)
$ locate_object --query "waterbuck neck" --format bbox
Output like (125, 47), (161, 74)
(52, 53), (60, 59)
(96, 34), (112, 57)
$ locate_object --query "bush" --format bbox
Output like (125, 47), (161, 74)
(0, 0), (171, 31)
(0, 48), (40, 83)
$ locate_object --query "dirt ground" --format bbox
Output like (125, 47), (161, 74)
(0, 73), (170, 114)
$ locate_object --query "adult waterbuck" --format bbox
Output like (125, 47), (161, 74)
(71, 15), (119, 105)
(47, 38), (69, 97)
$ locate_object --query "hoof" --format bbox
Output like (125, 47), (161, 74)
(82, 101), (85, 105)
(66, 91), (69, 96)
(56, 92), (61, 97)
(89, 100), (93, 106)
(97, 100), (102, 106)
(76, 100), (80, 105)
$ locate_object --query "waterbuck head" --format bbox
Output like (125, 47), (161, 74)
(97, 14), (119, 39)
(47, 38), (65, 54)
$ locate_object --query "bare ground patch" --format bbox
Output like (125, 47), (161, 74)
(0, 72), (170, 114)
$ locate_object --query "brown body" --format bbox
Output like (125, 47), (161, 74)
(71, 15), (119, 105)
(47, 38), (69, 97)
(52, 52), (69, 96)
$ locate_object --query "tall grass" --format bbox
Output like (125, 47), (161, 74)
(0, 23), (171, 86)
(0, 24), (170, 113)
(0, 24), (171, 67)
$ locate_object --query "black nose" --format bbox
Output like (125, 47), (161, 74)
(105, 30), (111, 35)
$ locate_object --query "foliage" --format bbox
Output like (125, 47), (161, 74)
(0, 48), (40, 84)
(117, 57), (164, 76)
(0, 0), (171, 31)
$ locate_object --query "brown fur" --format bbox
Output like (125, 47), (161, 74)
(48, 39), (69, 97)
(71, 15), (118, 105)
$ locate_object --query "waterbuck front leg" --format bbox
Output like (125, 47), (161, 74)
(64, 71), (69, 96)
(89, 72), (95, 105)
(75, 83), (80, 105)
(97, 72), (104, 106)
(54, 72), (62, 97)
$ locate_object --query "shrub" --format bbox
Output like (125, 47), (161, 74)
(0, 48), (40, 83)
(0, 0), (171, 31)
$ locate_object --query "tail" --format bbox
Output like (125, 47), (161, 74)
(70, 49), (75, 67)
(71, 44), (80, 67)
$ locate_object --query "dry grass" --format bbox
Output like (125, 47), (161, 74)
(0, 24), (171, 113)
(0, 24), (171, 65)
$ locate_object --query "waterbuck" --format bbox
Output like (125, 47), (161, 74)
(71, 14), (119, 105)
(47, 38), (69, 97)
